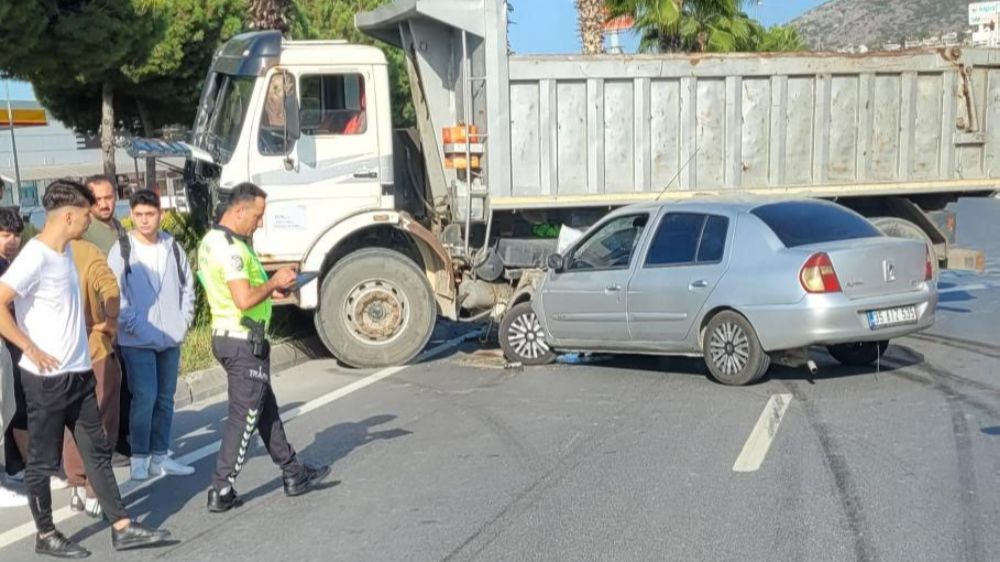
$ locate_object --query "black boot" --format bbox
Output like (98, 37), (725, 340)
(35, 531), (90, 559)
(111, 521), (171, 551)
(283, 463), (331, 497)
(207, 487), (243, 513)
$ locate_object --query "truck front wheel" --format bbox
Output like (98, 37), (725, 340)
(315, 248), (436, 368)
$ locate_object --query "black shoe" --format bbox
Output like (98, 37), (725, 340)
(35, 531), (90, 559)
(111, 521), (171, 551)
(207, 487), (243, 513)
(283, 463), (331, 497)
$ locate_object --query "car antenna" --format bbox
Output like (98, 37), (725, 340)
(656, 146), (701, 201)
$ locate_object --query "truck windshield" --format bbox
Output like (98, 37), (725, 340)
(193, 73), (256, 164)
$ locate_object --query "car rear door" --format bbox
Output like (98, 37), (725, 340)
(627, 212), (731, 345)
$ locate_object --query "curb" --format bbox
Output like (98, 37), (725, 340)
(173, 336), (330, 409)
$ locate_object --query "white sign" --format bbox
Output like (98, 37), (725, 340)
(970, 1), (1000, 25)
(270, 204), (307, 231)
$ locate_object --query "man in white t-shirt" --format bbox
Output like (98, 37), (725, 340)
(0, 180), (172, 558)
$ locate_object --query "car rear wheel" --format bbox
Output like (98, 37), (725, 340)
(827, 341), (889, 366)
(499, 302), (555, 366)
(702, 311), (770, 386)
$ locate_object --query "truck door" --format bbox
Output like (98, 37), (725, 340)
(248, 66), (383, 261)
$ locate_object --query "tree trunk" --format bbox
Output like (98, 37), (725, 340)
(100, 81), (116, 179)
(576, 0), (606, 54)
(248, 0), (293, 36)
(136, 99), (156, 192)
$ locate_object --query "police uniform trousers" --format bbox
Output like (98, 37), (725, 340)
(210, 334), (304, 491)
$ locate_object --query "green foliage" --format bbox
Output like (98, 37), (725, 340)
(605, 0), (806, 53)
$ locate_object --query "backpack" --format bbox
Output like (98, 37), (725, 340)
(118, 228), (187, 301)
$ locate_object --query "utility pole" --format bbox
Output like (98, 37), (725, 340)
(2, 73), (22, 206)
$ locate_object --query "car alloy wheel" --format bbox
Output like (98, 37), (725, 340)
(499, 302), (556, 366)
(709, 321), (750, 377)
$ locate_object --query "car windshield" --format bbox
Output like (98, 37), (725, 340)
(751, 201), (882, 247)
(192, 73), (256, 164)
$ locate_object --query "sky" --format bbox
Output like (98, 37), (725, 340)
(3, 0), (825, 101)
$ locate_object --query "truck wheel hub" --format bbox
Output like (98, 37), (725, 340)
(345, 281), (408, 343)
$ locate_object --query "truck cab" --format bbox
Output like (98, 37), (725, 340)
(188, 31), (395, 264)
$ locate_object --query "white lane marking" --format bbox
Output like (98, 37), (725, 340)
(732, 393), (793, 473)
(0, 331), (480, 551)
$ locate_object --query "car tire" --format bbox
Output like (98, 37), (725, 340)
(827, 341), (889, 366)
(702, 311), (770, 386)
(499, 302), (556, 366)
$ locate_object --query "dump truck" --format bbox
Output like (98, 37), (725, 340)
(130, 0), (996, 368)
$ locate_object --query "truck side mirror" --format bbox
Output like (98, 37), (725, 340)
(283, 86), (301, 143)
(547, 253), (565, 272)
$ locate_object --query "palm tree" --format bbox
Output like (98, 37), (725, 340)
(606, 0), (765, 53)
(248, 0), (294, 35)
(576, 0), (607, 54)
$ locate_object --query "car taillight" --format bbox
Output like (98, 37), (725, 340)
(800, 253), (842, 293)
(925, 246), (934, 281)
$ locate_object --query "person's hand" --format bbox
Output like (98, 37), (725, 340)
(24, 342), (59, 374)
(270, 268), (296, 291)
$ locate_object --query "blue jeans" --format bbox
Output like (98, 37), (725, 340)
(120, 347), (181, 457)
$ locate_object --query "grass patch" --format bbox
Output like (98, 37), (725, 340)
(179, 307), (316, 376)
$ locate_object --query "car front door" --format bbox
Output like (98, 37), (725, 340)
(627, 212), (731, 346)
(537, 213), (650, 346)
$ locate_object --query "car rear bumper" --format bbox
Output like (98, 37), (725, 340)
(740, 284), (938, 351)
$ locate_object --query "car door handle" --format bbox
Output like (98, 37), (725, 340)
(689, 279), (709, 289)
(604, 284), (622, 293)
(353, 168), (378, 179)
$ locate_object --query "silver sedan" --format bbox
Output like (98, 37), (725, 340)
(498, 198), (938, 385)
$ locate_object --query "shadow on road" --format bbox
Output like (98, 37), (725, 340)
(65, 413), (411, 544)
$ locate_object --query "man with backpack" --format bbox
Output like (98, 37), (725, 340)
(109, 190), (196, 481)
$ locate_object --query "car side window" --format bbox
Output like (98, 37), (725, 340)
(644, 212), (729, 267)
(697, 215), (729, 263)
(568, 214), (649, 271)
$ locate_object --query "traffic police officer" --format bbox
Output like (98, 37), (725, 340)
(197, 182), (330, 512)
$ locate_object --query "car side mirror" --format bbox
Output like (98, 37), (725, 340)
(547, 253), (565, 272)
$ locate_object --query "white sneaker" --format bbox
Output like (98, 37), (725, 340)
(8, 470), (24, 482)
(131, 457), (149, 481)
(150, 455), (194, 476)
(0, 485), (28, 507)
(49, 476), (69, 490)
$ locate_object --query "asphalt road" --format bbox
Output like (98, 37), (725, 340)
(0, 198), (998, 561)
(0, 320), (998, 562)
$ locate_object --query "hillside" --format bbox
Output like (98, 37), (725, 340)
(791, 0), (976, 50)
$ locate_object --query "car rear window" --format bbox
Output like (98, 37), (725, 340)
(750, 201), (882, 248)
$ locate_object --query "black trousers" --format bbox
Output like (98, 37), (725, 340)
(210, 336), (302, 492)
(21, 371), (129, 533)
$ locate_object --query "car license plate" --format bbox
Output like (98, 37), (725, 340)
(866, 305), (918, 330)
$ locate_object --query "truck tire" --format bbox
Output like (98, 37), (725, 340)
(315, 248), (436, 368)
(499, 301), (555, 366)
(869, 216), (939, 278)
(702, 311), (770, 386)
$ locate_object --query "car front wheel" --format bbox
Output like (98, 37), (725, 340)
(499, 302), (556, 366)
(702, 311), (770, 386)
